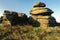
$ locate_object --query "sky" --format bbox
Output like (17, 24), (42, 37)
(0, 0), (60, 22)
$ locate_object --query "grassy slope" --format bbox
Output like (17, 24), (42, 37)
(0, 23), (60, 40)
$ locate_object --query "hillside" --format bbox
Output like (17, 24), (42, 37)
(0, 23), (60, 40)
(0, 2), (60, 40)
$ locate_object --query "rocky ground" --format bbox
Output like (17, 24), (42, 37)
(0, 23), (60, 40)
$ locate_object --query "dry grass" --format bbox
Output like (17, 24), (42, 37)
(0, 23), (60, 40)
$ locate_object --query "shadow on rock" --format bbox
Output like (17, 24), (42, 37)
(28, 16), (40, 27)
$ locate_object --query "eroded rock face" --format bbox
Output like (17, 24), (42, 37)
(28, 16), (40, 27)
(30, 7), (53, 15)
(30, 2), (53, 15)
(29, 15), (50, 27)
(33, 2), (46, 7)
(0, 2), (58, 27)
(0, 16), (3, 23)
(2, 10), (28, 26)
(49, 16), (57, 26)
(29, 2), (57, 27)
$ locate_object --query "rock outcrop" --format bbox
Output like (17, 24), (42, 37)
(0, 2), (58, 27)
(0, 2), (60, 40)
(29, 2), (57, 27)
(0, 17), (3, 23)
(33, 2), (46, 7)
(2, 10), (28, 26)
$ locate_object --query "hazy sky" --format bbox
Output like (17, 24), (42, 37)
(0, 0), (60, 22)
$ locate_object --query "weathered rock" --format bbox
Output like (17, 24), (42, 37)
(17, 13), (28, 25)
(33, 2), (46, 7)
(29, 15), (57, 27)
(29, 2), (57, 27)
(49, 16), (57, 26)
(30, 2), (53, 15)
(2, 14), (11, 27)
(2, 10), (28, 26)
(30, 7), (53, 15)
(30, 15), (50, 27)
(28, 16), (40, 27)
(3, 20), (11, 27)
(0, 17), (3, 23)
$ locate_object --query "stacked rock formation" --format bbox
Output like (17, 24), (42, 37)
(29, 2), (57, 27)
